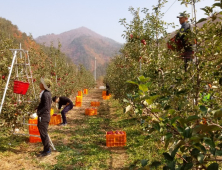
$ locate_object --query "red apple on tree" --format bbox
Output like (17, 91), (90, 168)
(33, 79), (36, 82)
(2, 75), (5, 79)
(141, 39), (146, 45)
(130, 34), (133, 39)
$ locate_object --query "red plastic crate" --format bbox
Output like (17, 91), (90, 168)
(106, 131), (126, 147)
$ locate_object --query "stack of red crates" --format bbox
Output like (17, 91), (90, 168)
(106, 131), (126, 147)
(29, 118), (41, 143)
(76, 91), (83, 107)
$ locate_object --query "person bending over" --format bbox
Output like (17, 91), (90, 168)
(52, 96), (73, 126)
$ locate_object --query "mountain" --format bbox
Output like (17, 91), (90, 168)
(35, 27), (122, 76)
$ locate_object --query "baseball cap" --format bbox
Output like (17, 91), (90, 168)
(177, 12), (189, 18)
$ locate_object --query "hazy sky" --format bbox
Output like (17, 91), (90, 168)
(0, 0), (218, 43)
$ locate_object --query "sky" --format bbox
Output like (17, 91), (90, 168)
(0, 0), (219, 44)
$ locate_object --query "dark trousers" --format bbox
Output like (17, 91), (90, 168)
(37, 117), (50, 152)
(106, 89), (110, 96)
(181, 51), (193, 71)
(61, 104), (73, 124)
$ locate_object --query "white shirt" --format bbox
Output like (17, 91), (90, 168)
(39, 90), (44, 99)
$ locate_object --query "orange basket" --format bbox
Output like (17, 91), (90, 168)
(85, 108), (97, 116)
(76, 96), (82, 103)
(78, 91), (83, 96)
(83, 89), (88, 94)
(103, 94), (111, 100)
(102, 91), (106, 97)
(28, 118), (41, 143)
(91, 101), (100, 107)
(75, 102), (82, 107)
(49, 114), (62, 125)
(106, 131), (126, 147)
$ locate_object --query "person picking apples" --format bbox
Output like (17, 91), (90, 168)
(52, 96), (73, 126)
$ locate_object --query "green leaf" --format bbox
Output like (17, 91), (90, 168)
(194, 143), (206, 154)
(153, 122), (160, 131)
(165, 133), (172, 148)
(123, 99), (129, 103)
(168, 109), (175, 115)
(139, 84), (148, 92)
(171, 140), (184, 158)
(183, 127), (192, 138)
(214, 109), (222, 118)
(204, 138), (215, 148)
(186, 115), (199, 123)
(170, 116), (180, 125)
(163, 152), (174, 161)
(215, 150), (222, 156)
(183, 163), (193, 170)
(191, 148), (200, 157)
(197, 18), (207, 24)
(150, 161), (161, 167)
(190, 136), (201, 143)
(197, 153), (204, 163)
(145, 99), (153, 105)
(138, 75), (150, 82)
(126, 80), (138, 85)
(151, 108), (161, 113)
(141, 159), (148, 167)
(207, 163), (219, 170)
(200, 105), (207, 113)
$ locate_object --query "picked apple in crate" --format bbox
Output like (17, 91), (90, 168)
(107, 131), (114, 135)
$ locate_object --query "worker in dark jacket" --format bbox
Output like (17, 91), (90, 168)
(52, 96), (73, 126)
(37, 77), (52, 157)
(175, 12), (193, 71)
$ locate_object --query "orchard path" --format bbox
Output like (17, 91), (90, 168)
(0, 88), (129, 170)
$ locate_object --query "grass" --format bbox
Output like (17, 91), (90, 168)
(0, 89), (165, 170)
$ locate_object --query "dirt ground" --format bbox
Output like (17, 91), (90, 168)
(0, 88), (128, 170)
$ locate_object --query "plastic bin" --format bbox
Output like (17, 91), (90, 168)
(106, 131), (126, 147)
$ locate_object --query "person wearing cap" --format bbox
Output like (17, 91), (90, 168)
(36, 77), (52, 157)
(175, 11), (193, 71)
(52, 96), (73, 126)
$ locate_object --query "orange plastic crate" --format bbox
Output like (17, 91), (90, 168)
(50, 108), (54, 115)
(78, 91), (83, 96)
(49, 114), (62, 125)
(75, 101), (82, 107)
(29, 136), (41, 143)
(102, 91), (106, 97)
(91, 101), (100, 107)
(76, 96), (82, 103)
(106, 131), (126, 147)
(83, 89), (88, 94)
(103, 94), (111, 100)
(85, 108), (97, 116)
(28, 118), (38, 131)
